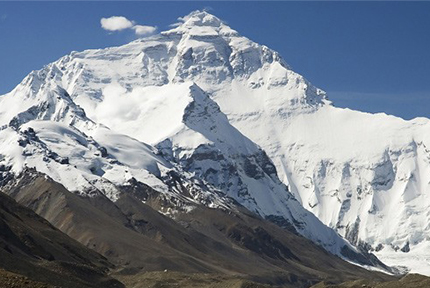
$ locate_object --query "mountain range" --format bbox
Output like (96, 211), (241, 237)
(0, 10), (429, 286)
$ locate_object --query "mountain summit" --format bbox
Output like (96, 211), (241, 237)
(1, 10), (429, 277)
(168, 10), (233, 32)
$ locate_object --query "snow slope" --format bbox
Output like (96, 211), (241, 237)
(1, 10), (427, 273)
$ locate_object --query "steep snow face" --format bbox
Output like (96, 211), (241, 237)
(1, 10), (426, 272)
(0, 79), (90, 131)
(218, 86), (430, 272)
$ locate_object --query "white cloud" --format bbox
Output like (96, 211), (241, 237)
(101, 16), (134, 31)
(133, 25), (157, 36)
(100, 16), (157, 36)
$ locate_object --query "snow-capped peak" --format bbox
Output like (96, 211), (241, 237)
(179, 10), (223, 27)
(163, 10), (238, 37)
(3, 10), (422, 273)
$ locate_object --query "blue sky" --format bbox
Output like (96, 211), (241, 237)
(0, 1), (429, 120)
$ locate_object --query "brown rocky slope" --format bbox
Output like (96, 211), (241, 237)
(1, 170), (399, 287)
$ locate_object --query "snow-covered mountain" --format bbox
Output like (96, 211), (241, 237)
(1, 10), (427, 274)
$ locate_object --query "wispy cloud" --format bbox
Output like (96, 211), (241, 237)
(1, 14), (7, 22)
(100, 16), (156, 36)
